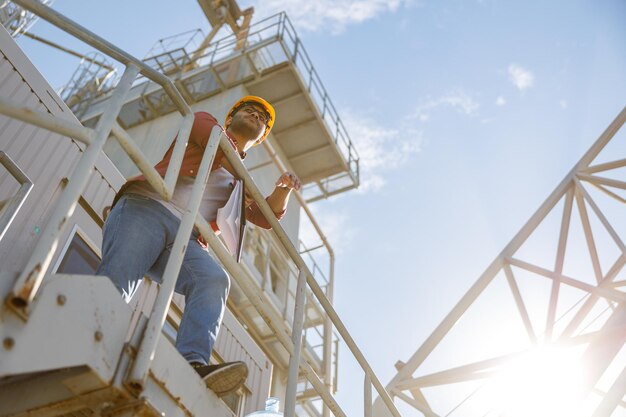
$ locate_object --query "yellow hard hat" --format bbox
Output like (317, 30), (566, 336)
(225, 95), (275, 144)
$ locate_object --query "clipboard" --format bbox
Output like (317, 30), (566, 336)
(216, 179), (246, 262)
(237, 180), (247, 263)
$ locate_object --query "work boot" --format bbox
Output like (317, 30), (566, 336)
(191, 361), (248, 396)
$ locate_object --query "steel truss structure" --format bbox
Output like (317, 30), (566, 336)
(378, 106), (626, 417)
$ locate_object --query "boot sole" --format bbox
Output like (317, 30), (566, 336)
(203, 363), (249, 396)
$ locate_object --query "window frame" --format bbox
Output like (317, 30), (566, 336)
(52, 223), (102, 274)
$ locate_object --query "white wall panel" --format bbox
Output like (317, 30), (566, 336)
(0, 25), (123, 284)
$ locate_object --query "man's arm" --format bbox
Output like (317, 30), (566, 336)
(246, 172), (301, 229)
(267, 172), (300, 213)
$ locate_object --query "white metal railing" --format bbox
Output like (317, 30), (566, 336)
(0, 151), (33, 241)
(0, 2), (402, 417)
(262, 137), (339, 417)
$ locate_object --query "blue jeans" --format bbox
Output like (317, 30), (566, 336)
(96, 193), (230, 365)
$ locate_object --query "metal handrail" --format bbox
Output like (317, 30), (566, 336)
(0, 2), (401, 417)
(0, 151), (33, 242)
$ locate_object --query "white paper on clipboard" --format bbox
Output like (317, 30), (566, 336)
(216, 180), (243, 257)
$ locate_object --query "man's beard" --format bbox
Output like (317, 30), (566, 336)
(229, 118), (263, 142)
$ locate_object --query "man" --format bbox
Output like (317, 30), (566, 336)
(96, 96), (300, 396)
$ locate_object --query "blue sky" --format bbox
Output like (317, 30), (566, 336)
(15, 0), (626, 415)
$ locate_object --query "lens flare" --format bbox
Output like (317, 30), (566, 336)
(489, 346), (584, 417)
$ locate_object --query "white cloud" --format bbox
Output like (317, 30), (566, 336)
(411, 90), (480, 122)
(559, 99), (568, 109)
(248, 0), (414, 33)
(496, 96), (506, 106)
(341, 110), (422, 193)
(508, 64), (535, 91)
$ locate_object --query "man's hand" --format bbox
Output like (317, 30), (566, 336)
(275, 172), (301, 191)
(262, 172), (300, 219)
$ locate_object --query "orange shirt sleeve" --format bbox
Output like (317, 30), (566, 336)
(189, 112), (239, 171)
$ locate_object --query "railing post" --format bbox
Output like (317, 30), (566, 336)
(126, 126), (222, 392)
(284, 269), (308, 417)
(292, 39), (299, 65)
(278, 12), (285, 36)
(163, 113), (194, 198)
(322, 256), (335, 417)
(7, 64), (140, 317)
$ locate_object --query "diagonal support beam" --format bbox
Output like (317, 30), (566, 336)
(546, 187), (574, 340)
(504, 263), (537, 342)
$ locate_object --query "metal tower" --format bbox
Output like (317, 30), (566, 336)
(376, 107), (626, 417)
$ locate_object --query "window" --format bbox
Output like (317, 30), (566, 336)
(221, 387), (246, 416)
(55, 226), (101, 274)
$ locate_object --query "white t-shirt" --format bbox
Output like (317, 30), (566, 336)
(125, 167), (235, 222)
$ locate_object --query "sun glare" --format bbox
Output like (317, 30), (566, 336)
(489, 346), (585, 417)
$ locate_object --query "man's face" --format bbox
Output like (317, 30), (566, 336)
(227, 103), (269, 150)
(238, 104), (271, 126)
